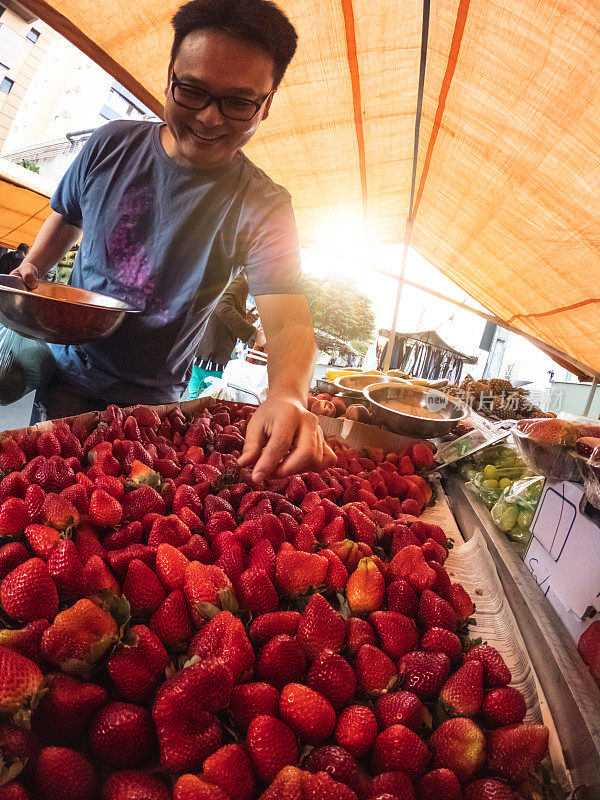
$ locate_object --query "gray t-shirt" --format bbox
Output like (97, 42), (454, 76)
(49, 119), (302, 404)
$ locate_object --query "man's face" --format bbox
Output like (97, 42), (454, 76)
(163, 29), (276, 168)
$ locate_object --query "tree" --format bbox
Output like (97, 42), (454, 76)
(302, 273), (376, 354)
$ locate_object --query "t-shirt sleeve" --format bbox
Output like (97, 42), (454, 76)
(244, 199), (303, 296)
(50, 127), (105, 226)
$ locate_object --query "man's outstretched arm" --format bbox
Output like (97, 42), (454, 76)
(10, 212), (81, 289)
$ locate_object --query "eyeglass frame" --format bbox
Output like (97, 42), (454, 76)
(170, 71), (274, 121)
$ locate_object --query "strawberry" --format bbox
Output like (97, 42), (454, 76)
(248, 611), (301, 645)
(367, 770), (414, 800)
(346, 557), (385, 614)
(148, 514), (192, 547)
(447, 582), (474, 620)
(246, 537), (276, 578)
(89, 489), (123, 528)
(188, 611), (254, 684)
(401, 499), (421, 516)
(256, 634), (307, 690)
(41, 598), (119, 677)
(319, 515), (347, 545)
(102, 520), (144, 550)
(346, 505), (377, 547)
(152, 658), (231, 772)
(183, 561), (237, 625)
(246, 715), (298, 783)
(33, 456), (75, 493)
(328, 539), (370, 574)
(101, 770), (171, 800)
(275, 543), (328, 596)
(89, 701), (155, 768)
(173, 774), (230, 800)
(409, 442), (436, 470)
(397, 651), (451, 700)
(84, 555), (121, 597)
(261, 766), (358, 800)
(128, 459), (161, 489)
(172, 483), (204, 517)
(578, 620), (600, 683)
(0, 543), (28, 579)
(355, 644), (397, 696)
(0, 646), (44, 727)
(40, 494), (80, 533)
(0, 499), (28, 539)
(389, 546), (436, 592)
(306, 650), (356, 710)
(150, 589), (195, 649)
(155, 542), (190, 592)
(345, 616), (377, 656)
(371, 724), (430, 778)
(0, 720), (39, 782)
(374, 690), (425, 732)
(229, 682), (280, 732)
(463, 778), (521, 800)
(388, 522), (421, 554)
(21, 455), (44, 485)
(121, 486), (165, 521)
(24, 484), (45, 524)
(0, 620), (48, 662)
(422, 539), (447, 565)
(416, 768), (462, 800)
(203, 743), (256, 800)
(24, 524), (61, 560)
(59, 484), (89, 515)
(440, 659), (484, 717)
(47, 540), (86, 598)
(305, 745), (360, 793)
(108, 624), (168, 702)
(481, 686), (527, 727)
(296, 593), (346, 660)
(74, 524), (106, 564)
(122, 558), (166, 615)
(1, 558), (58, 622)
(429, 717), (486, 782)
(420, 627), (463, 661)
(107, 543), (157, 580)
(485, 723), (549, 781)
(0, 439), (26, 475)
(334, 706), (379, 758)
(237, 568), (278, 615)
(0, 473), (27, 503)
(370, 610), (418, 661)
(33, 672), (107, 744)
(464, 645), (511, 689)
(36, 432), (62, 458)
(33, 747), (97, 800)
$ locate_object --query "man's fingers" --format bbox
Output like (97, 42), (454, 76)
(322, 441), (338, 469)
(251, 427), (294, 483)
(237, 416), (267, 467)
(10, 264), (38, 290)
(273, 420), (324, 478)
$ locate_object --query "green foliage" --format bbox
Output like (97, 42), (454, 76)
(302, 273), (376, 348)
(19, 159), (39, 173)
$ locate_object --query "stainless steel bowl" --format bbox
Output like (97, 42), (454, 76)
(333, 372), (410, 398)
(363, 381), (468, 438)
(0, 276), (140, 345)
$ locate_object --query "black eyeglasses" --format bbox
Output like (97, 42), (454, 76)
(170, 72), (273, 121)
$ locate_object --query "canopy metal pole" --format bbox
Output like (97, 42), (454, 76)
(382, 220), (413, 372)
(583, 376), (598, 417)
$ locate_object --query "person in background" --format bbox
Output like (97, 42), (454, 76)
(0, 243), (29, 275)
(188, 272), (265, 398)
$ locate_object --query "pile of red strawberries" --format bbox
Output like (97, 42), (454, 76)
(0, 401), (551, 800)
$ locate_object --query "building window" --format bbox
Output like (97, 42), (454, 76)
(0, 76), (13, 93)
(26, 28), (40, 43)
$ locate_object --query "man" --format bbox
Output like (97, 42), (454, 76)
(12, 0), (333, 482)
(188, 272), (265, 398)
(0, 243), (29, 274)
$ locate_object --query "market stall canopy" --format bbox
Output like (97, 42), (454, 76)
(15, 0), (600, 372)
(379, 328), (477, 382)
(0, 158), (55, 249)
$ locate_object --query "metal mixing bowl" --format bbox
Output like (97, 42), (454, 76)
(0, 276), (140, 345)
(333, 372), (410, 398)
(362, 381), (468, 438)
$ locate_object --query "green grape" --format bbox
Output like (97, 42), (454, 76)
(482, 479), (499, 490)
(517, 511), (533, 529)
(465, 468), (478, 481)
(498, 478), (512, 490)
(497, 505), (519, 531)
(483, 465), (499, 480)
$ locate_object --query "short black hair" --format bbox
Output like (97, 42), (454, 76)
(170, 0), (298, 88)
(16, 243), (29, 254)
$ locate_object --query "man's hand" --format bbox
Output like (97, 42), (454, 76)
(238, 394), (336, 483)
(253, 328), (267, 351)
(10, 261), (39, 290)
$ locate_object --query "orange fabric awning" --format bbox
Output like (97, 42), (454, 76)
(0, 158), (54, 249)
(13, 0), (600, 373)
